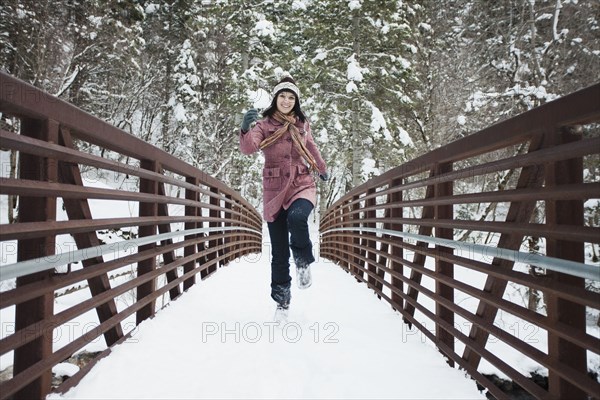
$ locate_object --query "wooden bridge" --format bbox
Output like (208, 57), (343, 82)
(0, 72), (599, 399)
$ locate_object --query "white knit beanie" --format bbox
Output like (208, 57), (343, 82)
(271, 81), (301, 101)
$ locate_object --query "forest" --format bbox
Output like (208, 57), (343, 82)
(1, 0), (598, 215)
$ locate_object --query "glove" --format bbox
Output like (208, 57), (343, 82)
(319, 172), (329, 182)
(241, 108), (259, 132)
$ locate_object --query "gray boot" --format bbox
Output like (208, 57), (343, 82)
(296, 263), (312, 289)
(274, 302), (289, 324)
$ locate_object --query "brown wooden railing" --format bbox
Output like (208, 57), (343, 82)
(0, 72), (262, 399)
(320, 83), (600, 400)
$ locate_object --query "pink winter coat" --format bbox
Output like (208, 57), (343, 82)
(240, 116), (327, 222)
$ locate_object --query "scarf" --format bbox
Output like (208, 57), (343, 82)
(259, 111), (320, 173)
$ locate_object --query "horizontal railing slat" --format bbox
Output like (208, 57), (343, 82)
(324, 217), (600, 244)
(0, 216), (259, 241)
(319, 231), (600, 308)
(0, 177), (258, 223)
(321, 136), (600, 210)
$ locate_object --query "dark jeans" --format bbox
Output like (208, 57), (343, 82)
(267, 198), (315, 305)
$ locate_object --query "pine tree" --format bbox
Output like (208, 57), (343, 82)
(297, 0), (415, 195)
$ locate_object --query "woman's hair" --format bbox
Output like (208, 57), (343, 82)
(262, 76), (306, 122)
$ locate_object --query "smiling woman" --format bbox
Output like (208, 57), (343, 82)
(239, 76), (329, 322)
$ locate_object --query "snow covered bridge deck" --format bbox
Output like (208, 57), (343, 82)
(47, 236), (484, 400)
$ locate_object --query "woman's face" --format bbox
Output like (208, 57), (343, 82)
(276, 91), (296, 114)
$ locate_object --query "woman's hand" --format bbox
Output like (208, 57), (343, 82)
(241, 109), (259, 132)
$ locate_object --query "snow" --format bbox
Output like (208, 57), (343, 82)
(398, 126), (413, 146)
(394, 55), (412, 70)
(53, 363), (80, 378)
(247, 88), (271, 109)
(585, 199), (599, 208)
(254, 18), (275, 38)
(47, 224), (486, 400)
(347, 0), (362, 11)
(418, 22), (432, 32)
(345, 81), (358, 93)
(362, 157), (377, 177)
(505, 84), (558, 102)
(172, 102), (188, 122)
(406, 44), (418, 54)
(369, 103), (387, 133)
(292, 0), (309, 11)
(457, 115), (467, 125)
(312, 49), (327, 64)
(273, 67), (289, 81)
(346, 54), (364, 82)
(144, 4), (160, 14)
(87, 16), (102, 28)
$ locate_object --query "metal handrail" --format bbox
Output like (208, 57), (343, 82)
(1, 226), (262, 282)
(321, 227), (600, 281)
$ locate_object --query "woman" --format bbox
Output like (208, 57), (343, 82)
(239, 76), (328, 321)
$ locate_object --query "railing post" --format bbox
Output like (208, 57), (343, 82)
(205, 187), (220, 277)
(461, 135), (545, 370)
(339, 202), (349, 270)
(13, 118), (58, 400)
(545, 127), (587, 399)
(365, 189), (378, 290)
(183, 177), (199, 291)
(434, 162), (454, 366)
(58, 127), (123, 346)
(336, 202), (342, 263)
(231, 200), (242, 260)
(351, 195), (363, 279)
(389, 178), (404, 308)
(403, 170), (435, 323)
(137, 159), (158, 324)
(319, 206), (330, 262)
(156, 181), (181, 301)
(224, 194), (233, 265)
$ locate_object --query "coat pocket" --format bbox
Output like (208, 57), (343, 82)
(294, 164), (313, 187)
(296, 164), (310, 175)
(263, 167), (282, 191)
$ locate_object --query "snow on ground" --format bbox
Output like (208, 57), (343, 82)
(47, 229), (486, 399)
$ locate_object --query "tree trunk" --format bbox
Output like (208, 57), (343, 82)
(350, 11), (362, 188)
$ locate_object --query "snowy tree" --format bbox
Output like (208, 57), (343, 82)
(454, 0), (599, 126)
(294, 0), (416, 200)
